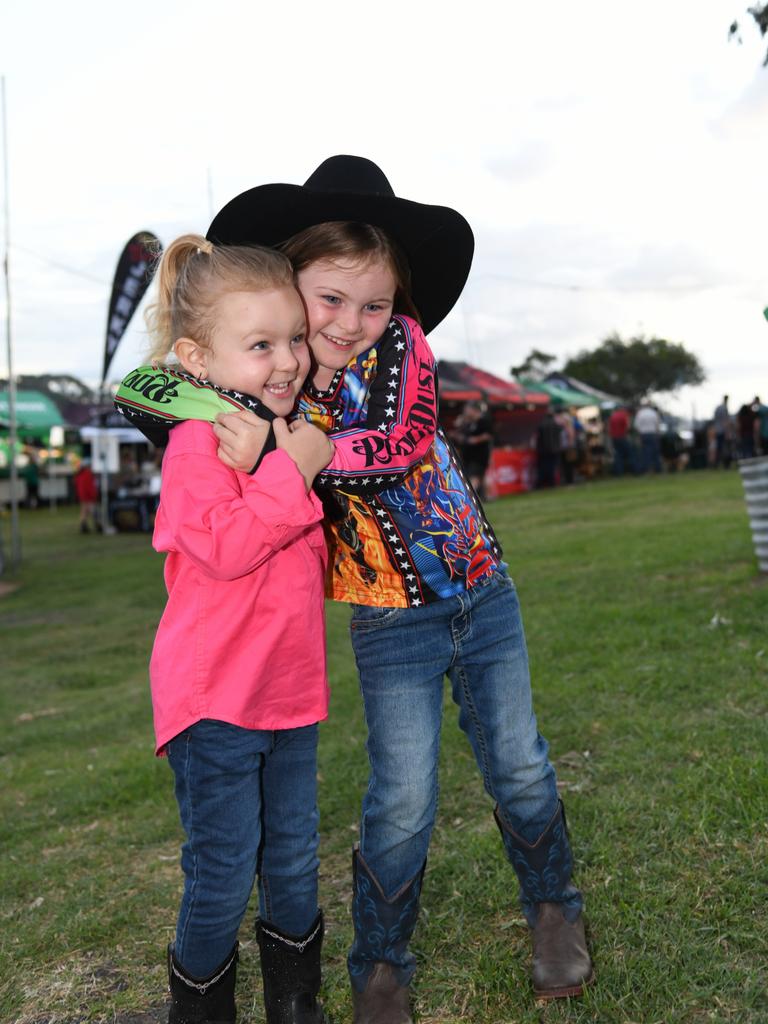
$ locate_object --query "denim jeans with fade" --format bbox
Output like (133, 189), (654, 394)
(349, 570), (566, 900)
(166, 718), (320, 978)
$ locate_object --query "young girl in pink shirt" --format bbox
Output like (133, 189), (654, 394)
(138, 234), (332, 1024)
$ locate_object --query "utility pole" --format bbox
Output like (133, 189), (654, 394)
(2, 75), (21, 572)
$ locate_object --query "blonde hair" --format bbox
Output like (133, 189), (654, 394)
(145, 233), (295, 362)
(279, 222), (421, 324)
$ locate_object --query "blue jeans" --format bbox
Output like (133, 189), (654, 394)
(639, 434), (662, 473)
(349, 571), (559, 899)
(167, 719), (320, 977)
(611, 436), (635, 476)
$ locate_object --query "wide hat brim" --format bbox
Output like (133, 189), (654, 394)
(206, 155), (474, 335)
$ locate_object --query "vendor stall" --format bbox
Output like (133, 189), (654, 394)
(544, 372), (621, 410)
(79, 423), (159, 531)
(437, 361), (549, 496)
(0, 390), (73, 504)
(518, 378), (594, 409)
(0, 390), (65, 444)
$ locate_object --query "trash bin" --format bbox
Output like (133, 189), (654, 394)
(738, 455), (768, 572)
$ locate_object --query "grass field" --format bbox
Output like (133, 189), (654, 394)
(1, 471), (767, 1024)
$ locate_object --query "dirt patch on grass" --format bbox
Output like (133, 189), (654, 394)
(15, 954), (167, 1024)
(0, 581), (21, 598)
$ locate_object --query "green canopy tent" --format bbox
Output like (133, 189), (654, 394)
(0, 390), (65, 442)
(544, 373), (621, 409)
(517, 378), (594, 408)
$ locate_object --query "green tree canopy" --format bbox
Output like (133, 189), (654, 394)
(562, 333), (706, 404)
(510, 349), (557, 379)
(729, 3), (768, 65)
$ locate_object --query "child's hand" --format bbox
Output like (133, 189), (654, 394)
(273, 418), (334, 491)
(214, 411), (271, 472)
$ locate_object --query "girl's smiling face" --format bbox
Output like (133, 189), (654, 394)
(181, 285), (309, 416)
(297, 258), (396, 387)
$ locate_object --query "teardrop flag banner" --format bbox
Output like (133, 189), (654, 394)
(101, 231), (161, 386)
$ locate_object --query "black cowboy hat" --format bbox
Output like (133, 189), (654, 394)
(206, 155), (474, 335)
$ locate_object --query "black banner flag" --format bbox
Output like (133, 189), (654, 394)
(101, 231), (161, 385)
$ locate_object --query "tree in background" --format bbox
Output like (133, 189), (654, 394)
(562, 333), (706, 404)
(729, 3), (768, 65)
(510, 349), (557, 380)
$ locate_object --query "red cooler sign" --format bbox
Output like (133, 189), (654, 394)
(485, 448), (536, 497)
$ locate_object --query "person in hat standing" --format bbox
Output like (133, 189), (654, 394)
(186, 156), (592, 1020)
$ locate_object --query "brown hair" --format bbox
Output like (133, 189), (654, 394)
(279, 222), (421, 323)
(144, 233), (295, 362)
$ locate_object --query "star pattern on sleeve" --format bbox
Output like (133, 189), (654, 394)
(372, 324), (407, 435)
(370, 497), (425, 607)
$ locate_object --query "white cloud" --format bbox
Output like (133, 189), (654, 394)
(1, 0), (767, 420)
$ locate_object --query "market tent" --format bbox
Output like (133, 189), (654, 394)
(519, 378), (594, 408)
(545, 372), (621, 409)
(438, 361), (549, 408)
(0, 390), (65, 439)
(438, 360), (552, 450)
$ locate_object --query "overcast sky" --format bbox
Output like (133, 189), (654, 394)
(2, 0), (766, 419)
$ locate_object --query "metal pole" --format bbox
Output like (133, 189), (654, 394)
(207, 166), (214, 223)
(99, 384), (110, 532)
(2, 75), (21, 572)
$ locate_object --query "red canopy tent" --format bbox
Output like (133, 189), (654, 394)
(437, 361), (550, 496)
(438, 360), (549, 409)
(438, 360), (550, 444)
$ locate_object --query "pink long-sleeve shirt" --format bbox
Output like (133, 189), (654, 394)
(149, 420), (329, 754)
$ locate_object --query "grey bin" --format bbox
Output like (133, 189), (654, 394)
(738, 455), (768, 573)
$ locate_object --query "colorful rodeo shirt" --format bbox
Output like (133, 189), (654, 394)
(300, 315), (504, 608)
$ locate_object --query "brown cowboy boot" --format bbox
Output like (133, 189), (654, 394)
(495, 801), (593, 999)
(352, 962), (413, 1024)
(529, 901), (593, 999)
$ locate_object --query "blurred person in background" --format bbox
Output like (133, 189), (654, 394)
(555, 406), (578, 485)
(607, 404), (634, 476)
(452, 399), (494, 497)
(756, 397), (768, 456)
(736, 400), (757, 460)
(73, 458), (98, 533)
(633, 402), (662, 474)
(536, 405), (562, 487)
(712, 395), (733, 468)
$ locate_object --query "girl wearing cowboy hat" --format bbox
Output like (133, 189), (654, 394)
(208, 156), (594, 1021)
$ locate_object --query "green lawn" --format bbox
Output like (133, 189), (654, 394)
(2, 471), (767, 1023)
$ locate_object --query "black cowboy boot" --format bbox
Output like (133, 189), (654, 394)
(348, 847), (425, 1024)
(255, 910), (327, 1024)
(167, 942), (238, 1024)
(495, 800), (593, 999)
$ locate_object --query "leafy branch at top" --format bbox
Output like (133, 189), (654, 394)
(729, 3), (768, 65)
